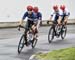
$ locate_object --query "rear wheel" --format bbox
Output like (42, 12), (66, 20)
(32, 38), (37, 48)
(55, 25), (61, 38)
(48, 27), (55, 43)
(18, 34), (25, 54)
(61, 25), (67, 39)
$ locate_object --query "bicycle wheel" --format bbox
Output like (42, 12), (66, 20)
(55, 25), (61, 38)
(48, 27), (55, 43)
(61, 25), (67, 39)
(18, 34), (25, 54)
(31, 38), (37, 48)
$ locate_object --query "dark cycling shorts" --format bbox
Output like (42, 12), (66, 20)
(25, 20), (34, 31)
(25, 20), (38, 33)
(53, 20), (64, 24)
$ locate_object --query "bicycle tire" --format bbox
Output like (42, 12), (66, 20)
(48, 27), (55, 43)
(18, 34), (25, 54)
(55, 25), (61, 38)
(61, 25), (67, 39)
(31, 38), (37, 48)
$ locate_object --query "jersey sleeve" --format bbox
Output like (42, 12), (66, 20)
(68, 12), (70, 16)
(59, 10), (63, 16)
(64, 9), (70, 16)
(38, 12), (42, 20)
(22, 12), (28, 20)
(66, 11), (70, 16)
(51, 12), (54, 16)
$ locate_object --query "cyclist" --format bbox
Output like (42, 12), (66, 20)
(32, 6), (42, 35)
(29, 6), (42, 40)
(60, 5), (70, 25)
(48, 5), (63, 35)
(19, 5), (35, 46)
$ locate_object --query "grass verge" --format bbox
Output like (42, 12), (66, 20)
(35, 47), (75, 60)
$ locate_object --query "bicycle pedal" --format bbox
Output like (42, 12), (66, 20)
(56, 34), (60, 38)
(25, 42), (30, 46)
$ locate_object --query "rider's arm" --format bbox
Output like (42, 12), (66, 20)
(64, 12), (70, 23)
(19, 12), (28, 25)
(64, 16), (69, 23)
(47, 15), (53, 25)
(49, 16), (53, 21)
(37, 13), (42, 29)
(57, 16), (62, 24)
(49, 12), (54, 21)
(37, 20), (41, 30)
(49, 11), (55, 21)
(19, 20), (23, 25)
(57, 10), (63, 24)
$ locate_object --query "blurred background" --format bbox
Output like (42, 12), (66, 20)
(0, 0), (75, 22)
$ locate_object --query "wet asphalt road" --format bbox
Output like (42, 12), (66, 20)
(0, 25), (75, 60)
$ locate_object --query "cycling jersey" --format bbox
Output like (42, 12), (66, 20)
(33, 12), (42, 21)
(51, 10), (63, 21)
(62, 10), (70, 21)
(22, 12), (35, 30)
(22, 12), (35, 21)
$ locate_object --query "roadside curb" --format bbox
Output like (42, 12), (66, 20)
(0, 23), (75, 29)
(0, 19), (75, 28)
(29, 51), (48, 60)
(29, 55), (37, 60)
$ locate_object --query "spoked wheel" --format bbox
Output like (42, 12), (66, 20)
(61, 25), (67, 39)
(31, 38), (37, 48)
(48, 27), (55, 43)
(18, 34), (25, 54)
(55, 25), (61, 38)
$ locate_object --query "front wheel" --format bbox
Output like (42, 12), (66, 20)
(61, 25), (67, 39)
(48, 27), (55, 43)
(31, 38), (37, 48)
(18, 34), (25, 54)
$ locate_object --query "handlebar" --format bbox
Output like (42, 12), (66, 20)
(18, 25), (25, 31)
(47, 20), (53, 24)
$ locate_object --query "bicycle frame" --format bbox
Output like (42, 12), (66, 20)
(48, 20), (67, 43)
(18, 25), (37, 43)
(18, 25), (38, 54)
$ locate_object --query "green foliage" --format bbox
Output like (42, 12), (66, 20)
(36, 47), (75, 60)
